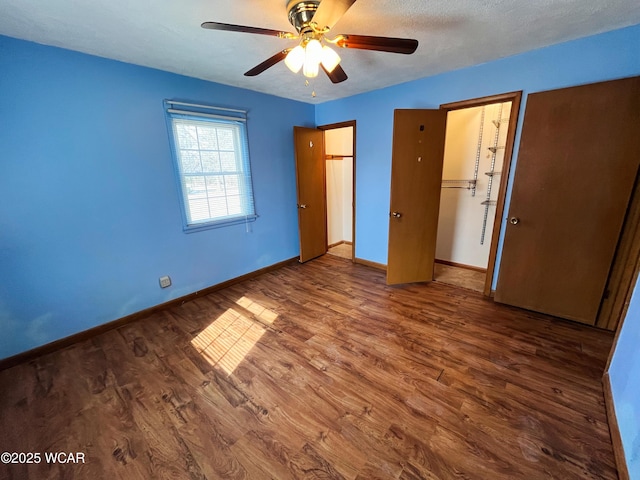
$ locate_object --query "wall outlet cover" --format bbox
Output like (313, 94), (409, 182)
(159, 276), (171, 288)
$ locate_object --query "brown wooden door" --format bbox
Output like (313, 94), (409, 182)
(387, 109), (448, 285)
(294, 127), (327, 263)
(495, 76), (640, 325)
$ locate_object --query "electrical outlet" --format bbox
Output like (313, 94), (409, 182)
(159, 276), (171, 288)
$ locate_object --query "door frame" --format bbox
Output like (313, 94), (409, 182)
(597, 170), (640, 330)
(440, 91), (522, 296)
(319, 120), (357, 262)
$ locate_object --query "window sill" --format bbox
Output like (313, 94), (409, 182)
(183, 215), (258, 233)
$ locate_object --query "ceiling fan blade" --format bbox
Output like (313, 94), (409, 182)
(201, 21), (295, 38)
(244, 50), (290, 77)
(335, 34), (418, 54)
(312, 0), (357, 31)
(322, 64), (348, 84)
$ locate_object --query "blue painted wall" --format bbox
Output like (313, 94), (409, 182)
(610, 276), (640, 479)
(316, 23), (640, 269)
(0, 35), (314, 359)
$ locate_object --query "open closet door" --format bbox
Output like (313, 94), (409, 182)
(495, 76), (640, 325)
(293, 127), (327, 263)
(387, 109), (447, 285)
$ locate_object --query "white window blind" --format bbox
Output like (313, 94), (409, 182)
(164, 100), (256, 232)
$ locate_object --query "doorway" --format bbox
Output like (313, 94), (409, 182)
(320, 121), (356, 262)
(437, 93), (521, 295)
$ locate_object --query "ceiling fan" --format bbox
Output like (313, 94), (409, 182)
(201, 0), (419, 84)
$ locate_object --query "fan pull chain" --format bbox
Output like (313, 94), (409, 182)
(304, 79), (316, 97)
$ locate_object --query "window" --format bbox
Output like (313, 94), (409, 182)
(164, 100), (256, 232)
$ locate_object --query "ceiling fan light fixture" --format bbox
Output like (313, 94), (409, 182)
(320, 45), (341, 73)
(285, 45), (305, 73)
(303, 38), (323, 78)
(302, 59), (319, 78)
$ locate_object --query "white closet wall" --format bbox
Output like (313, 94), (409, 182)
(436, 102), (511, 268)
(325, 127), (353, 245)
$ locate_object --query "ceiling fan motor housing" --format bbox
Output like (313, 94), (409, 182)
(287, 0), (320, 33)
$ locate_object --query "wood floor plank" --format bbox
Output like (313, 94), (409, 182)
(230, 429), (297, 480)
(0, 255), (617, 479)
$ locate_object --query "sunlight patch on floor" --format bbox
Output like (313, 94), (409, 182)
(190, 296), (277, 375)
(236, 295), (278, 324)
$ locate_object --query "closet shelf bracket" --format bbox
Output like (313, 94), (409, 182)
(491, 118), (510, 128)
(481, 103), (504, 245)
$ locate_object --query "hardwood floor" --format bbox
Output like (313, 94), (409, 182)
(433, 263), (485, 293)
(0, 255), (617, 479)
(327, 243), (352, 260)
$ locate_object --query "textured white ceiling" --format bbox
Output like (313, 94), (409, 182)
(1, 0), (639, 104)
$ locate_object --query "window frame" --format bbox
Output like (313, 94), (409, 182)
(164, 100), (257, 233)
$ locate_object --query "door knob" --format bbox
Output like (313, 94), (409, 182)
(510, 217), (520, 225)
(298, 204), (307, 209)
(390, 211), (402, 218)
